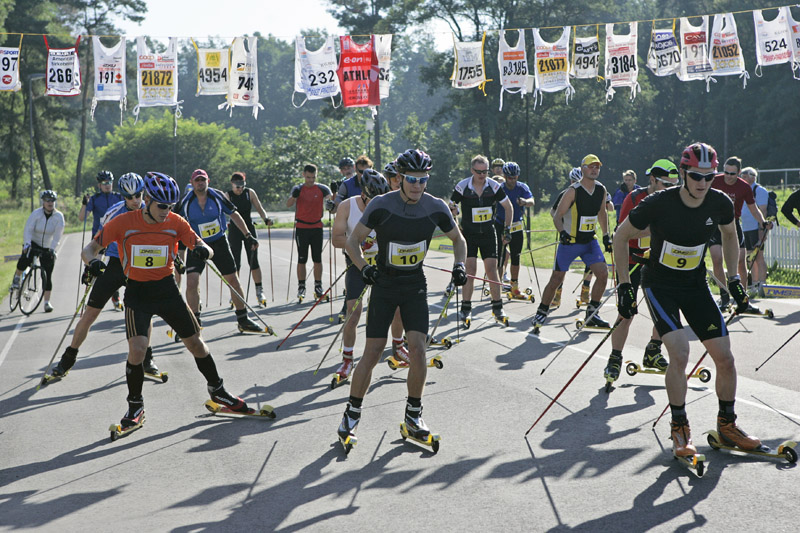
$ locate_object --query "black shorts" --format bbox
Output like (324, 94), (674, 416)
(465, 231), (498, 260)
(643, 284), (727, 342)
(495, 225), (524, 266)
(708, 219), (744, 248)
(17, 243), (55, 292)
(296, 227), (323, 264)
(124, 276), (200, 340)
(365, 274), (428, 337)
(88, 256), (126, 309)
(228, 225), (260, 271)
(742, 229), (760, 251)
(344, 263), (365, 301)
(186, 237), (237, 276)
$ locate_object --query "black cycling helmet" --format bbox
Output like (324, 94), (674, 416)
(361, 169), (390, 199)
(338, 157), (355, 169)
(97, 170), (114, 183)
(383, 160), (398, 179)
(396, 149), (433, 173)
(40, 190), (57, 202)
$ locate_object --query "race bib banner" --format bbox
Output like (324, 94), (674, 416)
(220, 36), (263, 118)
(532, 27), (574, 107)
(604, 23), (640, 101)
(0, 39), (22, 92)
(647, 22), (681, 77)
(753, 7), (793, 76)
(193, 41), (229, 96)
(677, 17), (713, 82)
(451, 33), (490, 93)
(570, 31), (600, 79)
(91, 37), (126, 121)
(134, 37), (180, 125)
(336, 35), (381, 108)
(44, 36), (81, 97)
(709, 13), (748, 88)
(293, 35), (340, 108)
(375, 34), (392, 100)
(787, 8), (800, 79)
(497, 29), (528, 110)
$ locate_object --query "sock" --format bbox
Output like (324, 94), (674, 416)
(588, 300), (601, 310)
(392, 337), (404, 346)
(610, 349), (622, 358)
(583, 280), (591, 288)
(195, 353), (221, 386)
(461, 301), (472, 312)
(648, 339), (662, 347)
(406, 396), (422, 409)
(342, 346), (354, 358)
(61, 346), (79, 368)
(298, 280), (306, 289)
(670, 403), (687, 424)
(315, 280), (322, 288)
(348, 396), (363, 410)
(255, 282), (263, 290)
(491, 299), (503, 312)
(718, 399), (735, 419)
(235, 309), (247, 321)
(144, 346), (153, 360)
(537, 304), (549, 316)
(126, 361), (145, 399)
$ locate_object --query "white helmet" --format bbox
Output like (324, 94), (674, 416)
(569, 167), (582, 182)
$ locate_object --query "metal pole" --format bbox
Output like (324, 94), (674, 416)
(27, 74), (45, 210)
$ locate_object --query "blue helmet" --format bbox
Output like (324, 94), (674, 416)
(119, 173), (144, 198)
(502, 162), (520, 177)
(144, 172), (180, 204)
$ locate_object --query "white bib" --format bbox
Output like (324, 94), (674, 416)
(497, 29), (528, 110)
(787, 8), (800, 78)
(510, 220), (524, 233)
(677, 17), (713, 82)
(532, 27), (574, 106)
(753, 7), (793, 76)
(471, 206), (493, 223)
(570, 35), (600, 79)
(91, 37), (126, 121)
(451, 34), (488, 91)
(194, 43), (229, 96)
(579, 215), (598, 233)
(220, 36), (263, 119)
(135, 37), (179, 111)
(131, 245), (169, 269)
(293, 35), (340, 107)
(375, 34), (392, 100)
(387, 240), (427, 269)
(198, 220), (221, 239)
(45, 37), (81, 97)
(605, 23), (640, 101)
(0, 42), (22, 92)
(658, 241), (705, 271)
(709, 13), (748, 88)
(647, 25), (681, 77)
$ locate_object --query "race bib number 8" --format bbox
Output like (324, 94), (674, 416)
(198, 220), (221, 238)
(388, 240), (427, 268)
(131, 245), (168, 269)
(510, 221), (524, 233)
(579, 215), (597, 232)
(659, 241), (704, 270)
(472, 206), (492, 223)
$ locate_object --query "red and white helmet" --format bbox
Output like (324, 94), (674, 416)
(680, 142), (718, 170)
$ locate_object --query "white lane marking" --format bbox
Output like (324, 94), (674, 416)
(0, 317), (27, 369)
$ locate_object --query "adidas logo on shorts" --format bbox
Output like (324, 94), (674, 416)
(706, 218), (713, 225)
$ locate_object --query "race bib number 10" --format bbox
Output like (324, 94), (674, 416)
(131, 245), (168, 269)
(659, 241), (704, 270)
(388, 241), (427, 268)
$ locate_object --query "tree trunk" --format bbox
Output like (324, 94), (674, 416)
(75, 36), (91, 196)
(31, 103), (52, 191)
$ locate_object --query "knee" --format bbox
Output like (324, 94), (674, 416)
(714, 350), (736, 373)
(666, 345), (690, 367)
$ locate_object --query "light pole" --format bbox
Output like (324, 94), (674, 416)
(28, 73), (45, 211)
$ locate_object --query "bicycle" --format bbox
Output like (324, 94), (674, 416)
(16, 254), (47, 316)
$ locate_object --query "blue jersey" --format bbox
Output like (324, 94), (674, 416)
(176, 188), (236, 244)
(494, 182), (532, 224)
(86, 191), (124, 235)
(98, 200), (144, 258)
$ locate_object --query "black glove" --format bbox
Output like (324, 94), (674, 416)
(559, 230), (572, 245)
(82, 194), (89, 206)
(81, 265), (93, 285)
(43, 248), (56, 262)
(451, 262), (468, 286)
(728, 275), (749, 314)
(174, 255), (186, 275)
(190, 245), (210, 262)
(617, 282), (638, 319)
(291, 185), (301, 198)
(325, 199), (336, 212)
(88, 258), (105, 277)
(503, 227), (512, 244)
(244, 234), (259, 250)
(361, 264), (380, 285)
(603, 234), (613, 253)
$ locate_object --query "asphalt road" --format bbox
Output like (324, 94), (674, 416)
(1, 229), (798, 532)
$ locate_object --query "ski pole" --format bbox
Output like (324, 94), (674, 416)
(286, 223), (296, 302)
(525, 247), (543, 301)
(206, 261), (276, 335)
(525, 317), (624, 436)
(755, 328), (800, 371)
(276, 266), (349, 350)
(314, 284), (369, 374)
(328, 212), (333, 318)
(455, 285), (461, 346)
(267, 225), (274, 302)
(651, 312), (740, 428)
(37, 279), (95, 391)
(423, 264), (505, 286)
(426, 281), (457, 350)
(245, 246), (253, 304)
(76, 214), (87, 308)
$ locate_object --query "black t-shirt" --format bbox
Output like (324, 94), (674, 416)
(227, 187), (254, 234)
(450, 177), (508, 235)
(628, 187), (734, 289)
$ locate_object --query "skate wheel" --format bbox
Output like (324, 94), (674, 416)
(483, 289), (490, 297)
(260, 407), (277, 419)
(767, 309), (774, 319)
(399, 423), (408, 440)
(505, 292), (512, 301)
(604, 381), (612, 393)
(204, 400), (221, 414)
(696, 459), (705, 477)
(706, 431), (721, 450)
(387, 359), (397, 370)
(525, 288), (533, 295)
(331, 377), (337, 390)
(575, 320), (584, 329)
(110, 431), (117, 442)
(784, 446), (798, 464)
(431, 439), (440, 454)
(433, 357), (444, 369)
(443, 338), (452, 349)
(625, 363), (637, 377)
(576, 300), (581, 308)
(161, 373), (169, 383)
(698, 369), (712, 383)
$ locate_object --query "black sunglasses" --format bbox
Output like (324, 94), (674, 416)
(123, 192), (142, 199)
(472, 168), (489, 174)
(686, 171), (716, 182)
(723, 171), (738, 176)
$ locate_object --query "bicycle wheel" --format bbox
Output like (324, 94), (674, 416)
(8, 280), (20, 312)
(19, 266), (46, 316)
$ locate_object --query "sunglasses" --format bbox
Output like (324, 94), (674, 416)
(686, 171), (716, 182)
(123, 192), (142, 199)
(654, 178), (678, 187)
(723, 171), (738, 176)
(99, 181), (113, 185)
(232, 182), (245, 188)
(155, 202), (175, 209)
(401, 173), (429, 185)
(472, 168), (489, 175)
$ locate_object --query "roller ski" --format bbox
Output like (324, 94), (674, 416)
(737, 303), (774, 319)
(575, 284), (590, 308)
(331, 357), (353, 389)
(575, 312), (611, 331)
(705, 415), (796, 463)
(337, 403), (360, 455)
(427, 335), (457, 349)
(109, 398), (145, 442)
(484, 285), (511, 297)
(143, 349), (168, 383)
(204, 399), (276, 418)
(505, 284), (535, 302)
(492, 309), (510, 327)
(167, 329), (181, 343)
(603, 353), (623, 393)
(531, 308), (547, 335)
(313, 284), (330, 303)
(670, 419), (706, 477)
(111, 291), (123, 311)
(41, 368), (69, 386)
(237, 315), (275, 335)
(458, 305), (472, 330)
(41, 348), (78, 386)
(386, 354), (443, 370)
(399, 404), (440, 453)
(297, 285), (306, 304)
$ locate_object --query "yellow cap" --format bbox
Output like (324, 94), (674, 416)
(581, 154), (602, 166)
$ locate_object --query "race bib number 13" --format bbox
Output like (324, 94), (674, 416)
(579, 215), (597, 232)
(388, 240), (427, 268)
(659, 241), (704, 270)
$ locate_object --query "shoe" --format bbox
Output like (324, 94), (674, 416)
(604, 353), (622, 382)
(670, 419), (698, 457)
(510, 284), (523, 298)
(717, 296), (730, 311)
(335, 357), (354, 379)
(44, 302), (54, 313)
(111, 292), (121, 310)
(50, 362), (68, 378)
(143, 354), (159, 375)
(458, 309), (471, 323)
(743, 303), (762, 315)
(338, 403), (361, 440)
(208, 381), (249, 412)
(256, 288), (266, 304)
(392, 342), (410, 364)
(551, 287), (562, 309)
(121, 398), (145, 429)
(642, 342), (669, 371)
(717, 415), (762, 451)
(531, 309), (547, 328)
(297, 286), (306, 300)
(10, 275), (20, 291)
(579, 285), (590, 305)
(237, 316), (262, 332)
(502, 273), (510, 283)
(314, 285), (324, 300)
(404, 404), (430, 439)
(584, 313), (610, 329)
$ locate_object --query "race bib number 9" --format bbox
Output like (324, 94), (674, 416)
(388, 240), (427, 268)
(579, 215), (598, 232)
(510, 220), (524, 233)
(659, 241), (704, 270)
(131, 245), (168, 269)
(198, 220), (221, 238)
(472, 206), (492, 223)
